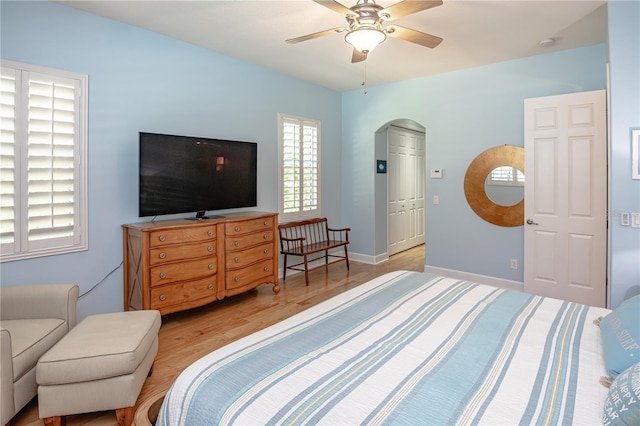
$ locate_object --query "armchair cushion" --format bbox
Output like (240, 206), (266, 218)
(0, 284), (78, 426)
(2, 319), (68, 381)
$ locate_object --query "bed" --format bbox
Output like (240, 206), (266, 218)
(157, 271), (639, 425)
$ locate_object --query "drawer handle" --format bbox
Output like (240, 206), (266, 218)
(235, 257), (240, 263)
(159, 252), (166, 259)
(264, 233), (269, 239)
(159, 294), (166, 301)
(208, 284), (214, 290)
(264, 220), (269, 226)
(235, 226), (240, 232)
(264, 249), (269, 254)
(234, 276), (240, 282)
(208, 263), (214, 270)
(207, 230), (213, 236)
(159, 235), (166, 242)
(207, 246), (214, 252)
(159, 272), (166, 279)
(234, 241), (240, 247)
(263, 266), (270, 272)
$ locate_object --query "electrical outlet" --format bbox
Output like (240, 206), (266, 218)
(510, 259), (518, 270)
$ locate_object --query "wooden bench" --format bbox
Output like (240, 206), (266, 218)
(278, 218), (350, 285)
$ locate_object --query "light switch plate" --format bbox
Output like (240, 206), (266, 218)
(621, 212), (630, 226)
(632, 213), (640, 228)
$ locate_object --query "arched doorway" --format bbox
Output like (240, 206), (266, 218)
(374, 119), (426, 260)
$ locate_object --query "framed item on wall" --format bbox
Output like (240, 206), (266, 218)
(633, 128), (640, 180)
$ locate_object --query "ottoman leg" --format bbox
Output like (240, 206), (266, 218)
(116, 406), (134, 426)
(43, 416), (66, 426)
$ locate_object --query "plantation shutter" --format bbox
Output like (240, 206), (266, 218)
(1, 61), (87, 261)
(489, 166), (525, 185)
(0, 70), (18, 251)
(280, 115), (320, 221)
(26, 74), (77, 245)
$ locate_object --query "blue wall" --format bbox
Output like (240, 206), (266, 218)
(0, 1), (342, 319)
(342, 45), (608, 282)
(1, 1), (637, 316)
(608, 0), (640, 307)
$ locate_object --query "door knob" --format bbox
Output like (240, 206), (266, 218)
(526, 219), (539, 225)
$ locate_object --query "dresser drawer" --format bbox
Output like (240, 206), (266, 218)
(225, 244), (274, 269)
(225, 216), (275, 236)
(226, 259), (274, 290)
(149, 226), (216, 248)
(150, 277), (216, 310)
(225, 230), (274, 251)
(150, 257), (217, 286)
(150, 241), (216, 266)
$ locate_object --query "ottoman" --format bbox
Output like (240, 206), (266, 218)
(36, 310), (161, 426)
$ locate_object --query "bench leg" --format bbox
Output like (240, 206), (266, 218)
(304, 255), (310, 286)
(43, 416), (66, 426)
(325, 249), (329, 266)
(283, 254), (288, 281)
(344, 246), (350, 270)
(116, 406), (134, 426)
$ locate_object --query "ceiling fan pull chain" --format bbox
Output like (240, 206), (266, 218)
(361, 60), (368, 95)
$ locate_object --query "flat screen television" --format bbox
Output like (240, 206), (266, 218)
(139, 132), (257, 219)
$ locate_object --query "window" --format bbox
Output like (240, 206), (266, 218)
(488, 166), (524, 186)
(0, 60), (88, 262)
(278, 114), (320, 222)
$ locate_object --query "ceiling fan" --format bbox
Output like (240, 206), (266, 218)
(286, 0), (444, 63)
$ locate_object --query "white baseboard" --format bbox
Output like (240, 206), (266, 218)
(349, 251), (389, 265)
(424, 265), (524, 292)
(277, 250), (523, 293)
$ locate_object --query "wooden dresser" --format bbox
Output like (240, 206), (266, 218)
(123, 211), (279, 315)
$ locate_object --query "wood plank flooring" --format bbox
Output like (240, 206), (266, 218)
(12, 246), (425, 426)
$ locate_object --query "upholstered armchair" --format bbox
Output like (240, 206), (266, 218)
(0, 284), (79, 425)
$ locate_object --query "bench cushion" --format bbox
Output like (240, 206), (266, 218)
(37, 310), (161, 385)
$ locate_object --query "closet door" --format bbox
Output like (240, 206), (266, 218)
(388, 127), (425, 256)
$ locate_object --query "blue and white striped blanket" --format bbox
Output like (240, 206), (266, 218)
(158, 271), (610, 425)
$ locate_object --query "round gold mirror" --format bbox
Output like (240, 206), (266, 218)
(464, 145), (525, 227)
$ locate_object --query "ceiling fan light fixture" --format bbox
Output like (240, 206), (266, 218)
(345, 27), (386, 53)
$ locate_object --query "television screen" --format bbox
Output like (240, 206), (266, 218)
(139, 132), (257, 218)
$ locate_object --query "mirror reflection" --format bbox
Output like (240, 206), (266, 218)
(484, 166), (525, 207)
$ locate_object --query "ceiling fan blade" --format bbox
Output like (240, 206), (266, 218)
(313, 0), (354, 16)
(380, 0), (443, 21)
(286, 27), (346, 44)
(351, 49), (367, 63)
(385, 25), (443, 48)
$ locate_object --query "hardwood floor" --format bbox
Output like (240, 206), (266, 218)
(12, 246), (425, 426)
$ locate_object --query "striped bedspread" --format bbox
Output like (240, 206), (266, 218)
(158, 271), (611, 425)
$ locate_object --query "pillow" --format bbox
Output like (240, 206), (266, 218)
(602, 362), (640, 426)
(600, 296), (640, 378)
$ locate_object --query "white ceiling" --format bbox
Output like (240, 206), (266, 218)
(56, 0), (608, 92)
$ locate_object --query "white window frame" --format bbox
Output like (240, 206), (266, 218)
(1, 60), (88, 262)
(278, 113), (321, 223)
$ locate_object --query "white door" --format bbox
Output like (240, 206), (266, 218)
(388, 127), (425, 256)
(524, 90), (607, 307)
